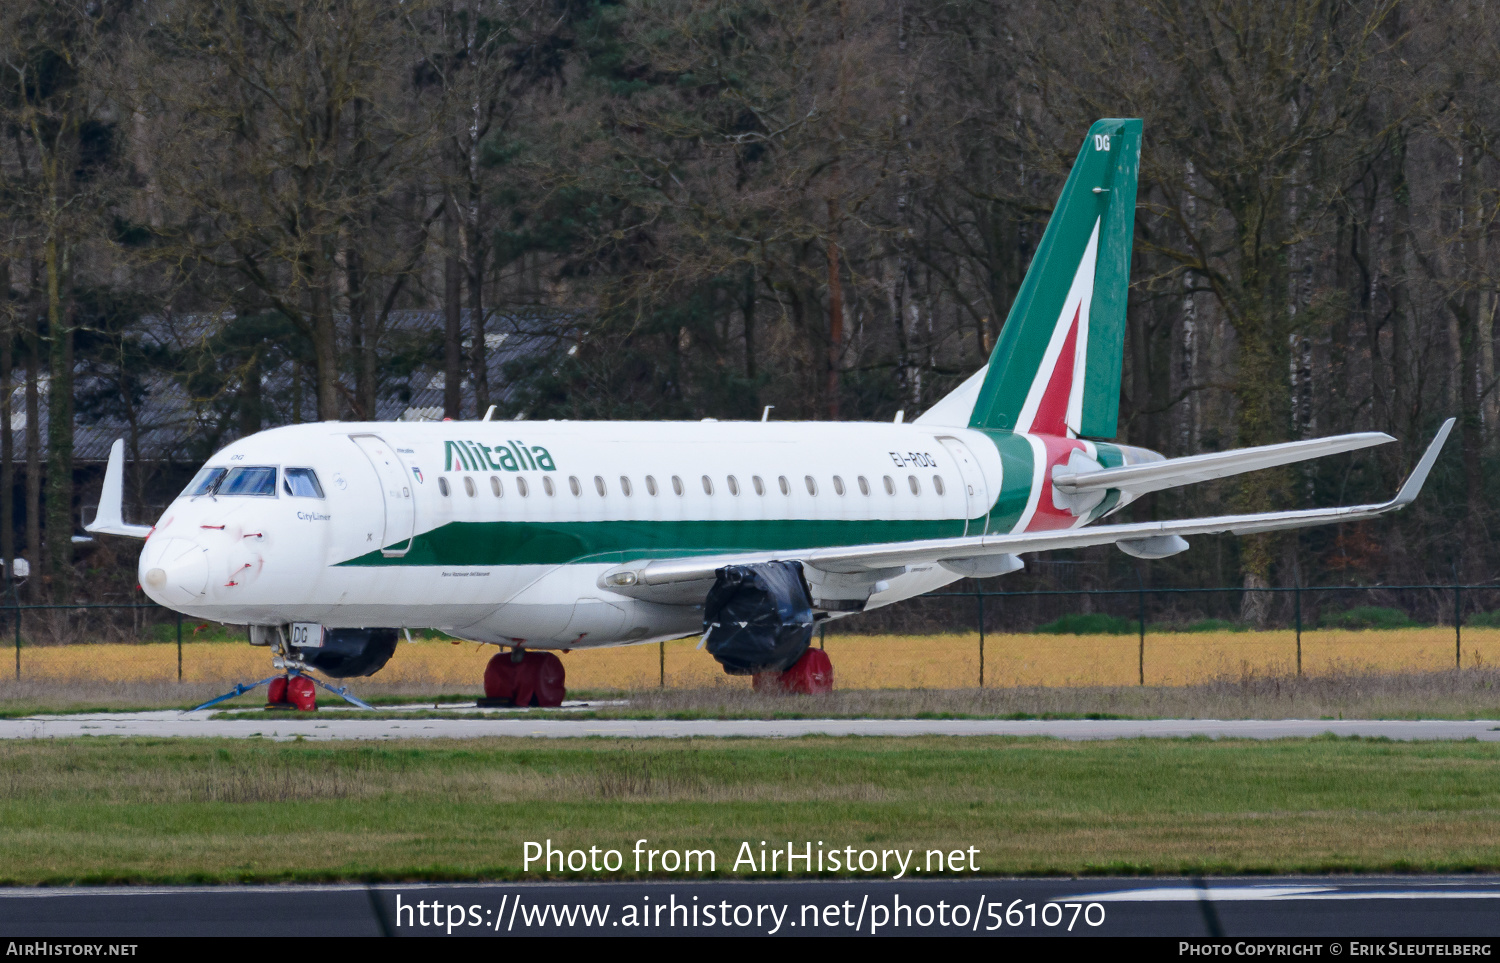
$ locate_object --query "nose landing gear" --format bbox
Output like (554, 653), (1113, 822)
(191, 667), (371, 712)
(189, 630), (373, 712)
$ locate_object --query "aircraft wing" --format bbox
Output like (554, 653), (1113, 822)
(84, 439), (154, 539)
(1053, 431), (1394, 496)
(600, 419), (1451, 602)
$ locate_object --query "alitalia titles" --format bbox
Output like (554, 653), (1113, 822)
(445, 440), (557, 473)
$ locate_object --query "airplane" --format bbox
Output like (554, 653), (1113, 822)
(85, 118), (1453, 709)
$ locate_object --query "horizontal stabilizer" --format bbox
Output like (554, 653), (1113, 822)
(84, 439), (153, 539)
(1052, 431), (1395, 495)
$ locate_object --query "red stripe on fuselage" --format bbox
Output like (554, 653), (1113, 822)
(1026, 304), (1080, 437)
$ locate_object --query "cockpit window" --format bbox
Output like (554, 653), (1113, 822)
(183, 466), (226, 497)
(219, 466), (278, 496)
(283, 467), (325, 498)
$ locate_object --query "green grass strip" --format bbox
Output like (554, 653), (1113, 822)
(1, 736), (1498, 884)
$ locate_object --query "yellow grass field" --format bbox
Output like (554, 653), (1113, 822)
(9, 626), (1496, 689)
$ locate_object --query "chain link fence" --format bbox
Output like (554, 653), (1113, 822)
(2, 584), (1498, 693)
(843, 583), (1494, 688)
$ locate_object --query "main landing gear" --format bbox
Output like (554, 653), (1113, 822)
(751, 648), (834, 695)
(480, 648), (566, 707)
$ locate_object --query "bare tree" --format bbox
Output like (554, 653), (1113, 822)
(140, 0), (438, 422)
(0, 0), (126, 597)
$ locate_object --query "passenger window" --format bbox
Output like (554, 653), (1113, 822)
(438, 477), (451, 497)
(933, 475), (945, 496)
(908, 475), (920, 495)
(491, 476), (503, 497)
(858, 475), (870, 496)
(805, 475), (818, 496)
(516, 477), (530, 497)
(832, 476), (845, 496)
(464, 476), (477, 497)
(184, 466), (226, 497)
(752, 476), (765, 496)
(702, 475), (714, 495)
(727, 475), (740, 496)
(568, 476), (582, 496)
(883, 475), (896, 495)
(646, 475), (658, 496)
(219, 466), (277, 496)
(672, 476), (684, 496)
(283, 468), (324, 498)
(620, 476), (632, 496)
(595, 475), (607, 496)
(543, 476), (556, 496)
(779, 475), (790, 495)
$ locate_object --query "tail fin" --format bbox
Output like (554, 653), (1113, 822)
(969, 119), (1141, 438)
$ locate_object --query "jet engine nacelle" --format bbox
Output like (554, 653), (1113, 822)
(296, 627), (399, 678)
(702, 561), (816, 675)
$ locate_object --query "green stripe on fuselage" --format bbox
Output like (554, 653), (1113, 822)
(340, 430), (1130, 566)
(982, 431), (1035, 534)
(338, 517), (971, 567)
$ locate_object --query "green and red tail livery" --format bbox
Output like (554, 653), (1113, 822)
(970, 119), (1141, 439)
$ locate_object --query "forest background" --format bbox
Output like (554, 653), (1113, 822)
(0, 0), (1492, 608)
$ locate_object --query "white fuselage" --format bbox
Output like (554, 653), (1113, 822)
(135, 420), (1150, 649)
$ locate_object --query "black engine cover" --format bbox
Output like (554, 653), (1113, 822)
(702, 561), (815, 675)
(298, 628), (399, 678)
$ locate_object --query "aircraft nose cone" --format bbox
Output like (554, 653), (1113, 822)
(138, 537), (209, 607)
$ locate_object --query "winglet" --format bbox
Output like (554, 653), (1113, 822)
(1391, 418), (1455, 508)
(85, 439), (153, 539)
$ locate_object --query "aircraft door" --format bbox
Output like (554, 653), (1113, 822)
(937, 436), (991, 536)
(350, 434), (415, 556)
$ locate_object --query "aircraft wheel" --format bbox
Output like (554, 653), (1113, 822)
(483, 650), (566, 708)
(751, 649), (834, 695)
(287, 676), (317, 711)
(266, 675), (292, 709)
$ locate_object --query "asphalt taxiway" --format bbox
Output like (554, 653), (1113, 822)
(1, 712), (1498, 740)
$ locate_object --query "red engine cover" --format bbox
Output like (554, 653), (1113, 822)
(484, 651), (566, 707)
